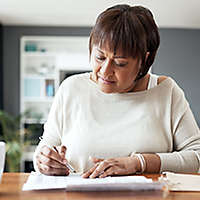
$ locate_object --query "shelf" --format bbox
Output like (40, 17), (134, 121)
(23, 97), (54, 102)
(22, 118), (47, 124)
(23, 74), (56, 79)
(22, 52), (57, 57)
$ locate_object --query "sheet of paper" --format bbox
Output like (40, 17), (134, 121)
(22, 172), (80, 190)
(22, 172), (163, 191)
(161, 172), (200, 191)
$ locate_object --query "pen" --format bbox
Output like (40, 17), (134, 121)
(39, 136), (76, 173)
(39, 136), (43, 141)
(53, 146), (76, 173)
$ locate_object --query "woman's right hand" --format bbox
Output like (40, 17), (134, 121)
(36, 145), (69, 176)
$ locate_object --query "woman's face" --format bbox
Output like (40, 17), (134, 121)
(90, 45), (141, 93)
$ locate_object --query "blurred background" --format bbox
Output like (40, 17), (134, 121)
(0, 0), (199, 172)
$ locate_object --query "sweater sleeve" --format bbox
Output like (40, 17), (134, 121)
(157, 82), (200, 173)
(33, 83), (64, 172)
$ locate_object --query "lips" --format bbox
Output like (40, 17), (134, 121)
(98, 76), (115, 84)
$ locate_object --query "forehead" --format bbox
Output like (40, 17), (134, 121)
(91, 32), (140, 59)
(93, 44), (129, 58)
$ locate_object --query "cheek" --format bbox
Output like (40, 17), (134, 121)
(91, 58), (100, 73)
(117, 70), (136, 84)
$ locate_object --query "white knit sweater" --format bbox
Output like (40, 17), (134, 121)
(33, 73), (200, 173)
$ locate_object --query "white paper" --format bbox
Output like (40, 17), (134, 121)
(161, 172), (200, 191)
(22, 172), (163, 191)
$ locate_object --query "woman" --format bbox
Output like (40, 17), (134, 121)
(34, 4), (200, 178)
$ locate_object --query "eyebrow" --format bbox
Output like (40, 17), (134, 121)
(96, 48), (127, 59)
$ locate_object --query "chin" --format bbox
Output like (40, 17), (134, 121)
(99, 86), (115, 94)
(97, 81), (117, 93)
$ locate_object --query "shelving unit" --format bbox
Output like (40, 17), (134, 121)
(20, 36), (91, 171)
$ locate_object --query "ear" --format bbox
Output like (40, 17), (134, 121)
(145, 52), (150, 62)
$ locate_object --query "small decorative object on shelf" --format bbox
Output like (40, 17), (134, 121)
(38, 63), (49, 75)
(45, 80), (55, 97)
(40, 48), (46, 52)
(25, 42), (37, 52)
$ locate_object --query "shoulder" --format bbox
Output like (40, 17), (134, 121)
(157, 75), (184, 96)
(156, 75), (189, 112)
(161, 76), (188, 108)
(60, 72), (90, 89)
(57, 72), (91, 99)
(154, 75), (186, 101)
(157, 76), (168, 85)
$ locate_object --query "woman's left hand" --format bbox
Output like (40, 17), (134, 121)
(82, 156), (140, 178)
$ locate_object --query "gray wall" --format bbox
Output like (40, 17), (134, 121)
(152, 29), (200, 127)
(2, 26), (200, 127)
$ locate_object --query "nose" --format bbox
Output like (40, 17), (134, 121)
(100, 59), (114, 77)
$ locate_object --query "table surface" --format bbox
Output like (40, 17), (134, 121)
(1, 173), (200, 200)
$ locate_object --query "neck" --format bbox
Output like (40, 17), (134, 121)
(129, 74), (150, 93)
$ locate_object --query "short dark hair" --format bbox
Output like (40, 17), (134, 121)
(89, 4), (160, 80)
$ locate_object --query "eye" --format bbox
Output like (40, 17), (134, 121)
(115, 62), (128, 67)
(96, 56), (105, 61)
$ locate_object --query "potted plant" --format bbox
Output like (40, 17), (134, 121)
(0, 110), (34, 172)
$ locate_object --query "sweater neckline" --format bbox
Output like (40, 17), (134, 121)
(85, 72), (172, 100)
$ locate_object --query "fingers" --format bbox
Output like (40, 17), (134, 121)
(36, 145), (69, 176)
(41, 145), (64, 165)
(82, 157), (105, 178)
(82, 159), (114, 178)
(99, 166), (117, 178)
(82, 163), (98, 178)
(55, 145), (70, 171)
(55, 145), (67, 160)
(60, 146), (67, 159)
(38, 152), (66, 169)
(82, 157), (136, 179)
(37, 160), (69, 176)
(89, 160), (113, 178)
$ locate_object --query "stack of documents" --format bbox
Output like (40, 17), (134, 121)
(161, 172), (200, 191)
(22, 172), (163, 191)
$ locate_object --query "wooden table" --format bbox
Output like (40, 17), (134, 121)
(0, 173), (200, 200)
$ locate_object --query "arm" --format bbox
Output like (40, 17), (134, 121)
(33, 83), (69, 175)
(155, 77), (200, 173)
(144, 79), (200, 173)
(143, 77), (200, 173)
(157, 105), (200, 173)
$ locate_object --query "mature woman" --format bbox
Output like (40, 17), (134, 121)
(34, 4), (200, 178)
